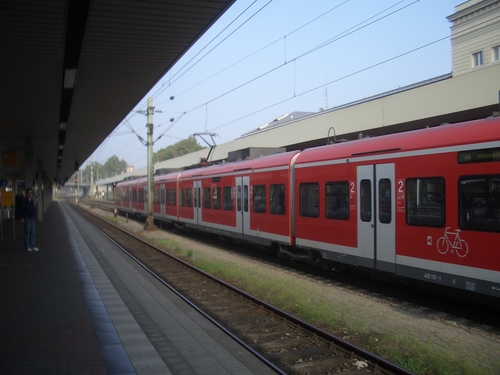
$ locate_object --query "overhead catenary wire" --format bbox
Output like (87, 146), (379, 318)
(93, 1), (483, 168)
(93, 0), (424, 166)
(208, 12), (500, 133)
(150, 0), (270, 108)
(180, 0), (420, 116)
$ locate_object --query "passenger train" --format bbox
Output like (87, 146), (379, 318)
(115, 117), (500, 297)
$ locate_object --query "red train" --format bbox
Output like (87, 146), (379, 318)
(116, 117), (500, 297)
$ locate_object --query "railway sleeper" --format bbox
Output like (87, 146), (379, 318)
(231, 321), (284, 334)
(220, 314), (275, 326)
(266, 346), (331, 361)
(257, 337), (311, 349)
(281, 356), (349, 374)
(210, 309), (262, 319)
(243, 330), (306, 341)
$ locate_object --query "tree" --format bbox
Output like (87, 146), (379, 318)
(103, 155), (127, 177)
(153, 137), (204, 163)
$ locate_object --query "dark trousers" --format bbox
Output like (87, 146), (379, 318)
(23, 219), (36, 249)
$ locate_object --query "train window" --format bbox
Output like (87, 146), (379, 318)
(203, 187), (211, 209)
(253, 185), (266, 213)
(360, 180), (371, 222)
(270, 184), (285, 215)
(300, 183), (319, 217)
(244, 185), (249, 212)
(379, 179), (391, 224)
(172, 189), (176, 206)
(186, 188), (192, 207)
(223, 186), (233, 210)
(154, 189), (160, 204)
(237, 185), (242, 211)
(138, 189), (144, 203)
(459, 175), (500, 232)
(166, 189), (171, 205)
(180, 188), (185, 206)
(325, 181), (349, 220)
(406, 177), (445, 227)
(213, 187), (221, 209)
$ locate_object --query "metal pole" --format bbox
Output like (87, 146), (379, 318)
(145, 97), (157, 230)
(90, 158), (94, 198)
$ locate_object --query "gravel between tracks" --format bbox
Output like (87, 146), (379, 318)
(84, 204), (500, 372)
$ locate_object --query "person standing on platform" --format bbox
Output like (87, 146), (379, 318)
(20, 188), (38, 252)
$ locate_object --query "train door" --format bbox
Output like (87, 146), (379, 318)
(129, 186), (133, 210)
(193, 181), (202, 225)
(235, 176), (250, 239)
(160, 183), (165, 217)
(357, 163), (396, 272)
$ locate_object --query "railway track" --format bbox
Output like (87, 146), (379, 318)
(89, 199), (500, 332)
(83, 198), (500, 343)
(72, 202), (413, 375)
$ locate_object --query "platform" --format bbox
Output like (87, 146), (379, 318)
(0, 201), (277, 375)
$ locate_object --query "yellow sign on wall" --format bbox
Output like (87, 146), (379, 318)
(2, 151), (18, 167)
(0, 190), (13, 206)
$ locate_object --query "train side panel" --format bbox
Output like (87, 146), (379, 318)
(394, 146), (500, 296)
(246, 166), (293, 245)
(177, 152), (298, 246)
(294, 162), (358, 264)
(293, 118), (500, 297)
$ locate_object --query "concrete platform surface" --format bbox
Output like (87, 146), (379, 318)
(0, 201), (277, 375)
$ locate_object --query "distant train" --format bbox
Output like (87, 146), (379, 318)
(116, 117), (500, 297)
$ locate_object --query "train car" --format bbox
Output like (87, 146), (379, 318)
(115, 178), (137, 214)
(133, 177), (148, 215)
(154, 171), (181, 223)
(176, 151), (300, 246)
(292, 117), (500, 297)
(115, 176), (148, 216)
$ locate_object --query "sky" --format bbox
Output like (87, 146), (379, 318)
(85, 0), (462, 171)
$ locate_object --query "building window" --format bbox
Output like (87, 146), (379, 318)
(493, 45), (500, 62)
(472, 51), (483, 67)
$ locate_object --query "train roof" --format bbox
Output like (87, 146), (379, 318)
(154, 171), (181, 183)
(294, 117), (500, 165)
(116, 176), (148, 187)
(177, 150), (300, 180)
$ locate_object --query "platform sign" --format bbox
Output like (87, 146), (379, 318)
(0, 190), (13, 206)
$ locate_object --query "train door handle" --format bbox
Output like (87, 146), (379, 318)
(371, 224), (374, 228)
